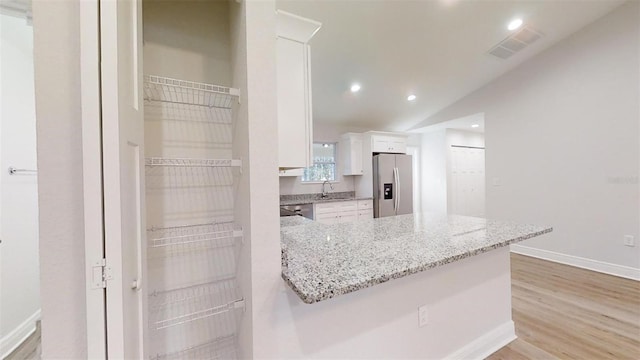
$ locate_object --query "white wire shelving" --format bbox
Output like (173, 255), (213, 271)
(144, 75), (240, 109)
(145, 157), (242, 169)
(144, 74), (243, 359)
(149, 278), (244, 331)
(150, 335), (238, 360)
(148, 221), (242, 252)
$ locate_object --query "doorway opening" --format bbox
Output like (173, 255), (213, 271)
(409, 112), (486, 217)
(0, 7), (42, 360)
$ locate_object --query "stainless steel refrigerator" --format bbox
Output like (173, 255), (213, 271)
(373, 154), (413, 217)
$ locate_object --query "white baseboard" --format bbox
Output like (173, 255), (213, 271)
(445, 321), (516, 360)
(0, 309), (41, 359)
(511, 244), (640, 281)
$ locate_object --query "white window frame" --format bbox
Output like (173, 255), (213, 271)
(301, 142), (338, 183)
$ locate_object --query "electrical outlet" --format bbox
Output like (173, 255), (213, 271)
(418, 305), (428, 327)
(624, 235), (635, 247)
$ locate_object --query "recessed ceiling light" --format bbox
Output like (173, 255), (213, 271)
(322, 143), (329, 148)
(407, 94), (417, 101)
(350, 84), (361, 93)
(508, 18), (523, 31)
(471, 124), (480, 128)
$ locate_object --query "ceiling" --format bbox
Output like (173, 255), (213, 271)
(276, 0), (624, 131)
(410, 112), (485, 134)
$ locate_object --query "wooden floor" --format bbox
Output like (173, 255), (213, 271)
(5, 321), (41, 360)
(488, 253), (640, 360)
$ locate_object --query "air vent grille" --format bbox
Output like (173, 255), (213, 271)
(488, 26), (544, 60)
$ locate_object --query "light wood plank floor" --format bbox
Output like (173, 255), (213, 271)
(5, 320), (41, 360)
(488, 253), (640, 360)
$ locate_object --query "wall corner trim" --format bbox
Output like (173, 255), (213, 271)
(0, 309), (41, 358)
(444, 320), (516, 360)
(510, 244), (640, 281)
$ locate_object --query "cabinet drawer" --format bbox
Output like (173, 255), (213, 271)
(357, 199), (373, 210)
(336, 201), (357, 212)
(315, 203), (339, 214)
(316, 212), (338, 219)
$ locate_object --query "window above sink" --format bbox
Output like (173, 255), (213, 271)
(302, 142), (336, 183)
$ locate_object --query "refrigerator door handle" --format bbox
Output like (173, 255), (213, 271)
(393, 168), (398, 212)
(392, 167), (397, 211)
(396, 167), (400, 213)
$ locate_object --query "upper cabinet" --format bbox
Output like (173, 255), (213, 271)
(340, 133), (364, 175)
(371, 134), (407, 154)
(276, 11), (321, 169)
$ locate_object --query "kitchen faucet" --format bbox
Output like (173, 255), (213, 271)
(321, 180), (334, 198)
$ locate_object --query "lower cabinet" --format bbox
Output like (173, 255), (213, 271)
(314, 199), (373, 224)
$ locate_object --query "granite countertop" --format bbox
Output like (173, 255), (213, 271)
(280, 215), (314, 227)
(280, 191), (373, 206)
(280, 213), (552, 304)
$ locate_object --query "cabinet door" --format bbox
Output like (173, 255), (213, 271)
(391, 140), (406, 154)
(316, 212), (338, 224)
(351, 136), (364, 174)
(372, 138), (389, 153)
(357, 210), (374, 220)
(279, 168), (304, 177)
(338, 211), (358, 223)
(277, 38), (310, 168)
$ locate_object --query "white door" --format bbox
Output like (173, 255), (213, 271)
(450, 146), (485, 217)
(100, 0), (147, 358)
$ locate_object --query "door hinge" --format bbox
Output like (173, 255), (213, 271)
(91, 258), (113, 289)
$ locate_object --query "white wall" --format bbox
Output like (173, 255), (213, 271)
(230, 1), (281, 358)
(446, 129), (484, 149)
(420, 130), (448, 214)
(32, 0), (88, 357)
(258, 246), (513, 358)
(143, 0), (232, 86)
(412, 2), (640, 270)
(279, 123), (369, 195)
(0, 13), (41, 357)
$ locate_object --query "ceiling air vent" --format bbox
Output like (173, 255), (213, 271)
(488, 26), (544, 60)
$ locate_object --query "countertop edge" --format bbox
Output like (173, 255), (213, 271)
(280, 197), (374, 206)
(282, 226), (553, 304)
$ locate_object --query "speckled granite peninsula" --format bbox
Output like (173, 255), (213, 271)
(280, 213), (552, 304)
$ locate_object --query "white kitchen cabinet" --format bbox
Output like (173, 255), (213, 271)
(279, 168), (304, 177)
(340, 133), (364, 175)
(357, 199), (373, 220)
(277, 11), (321, 169)
(314, 199), (373, 223)
(315, 201), (356, 223)
(315, 213), (339, 225)
(371, 135), (407, 154)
